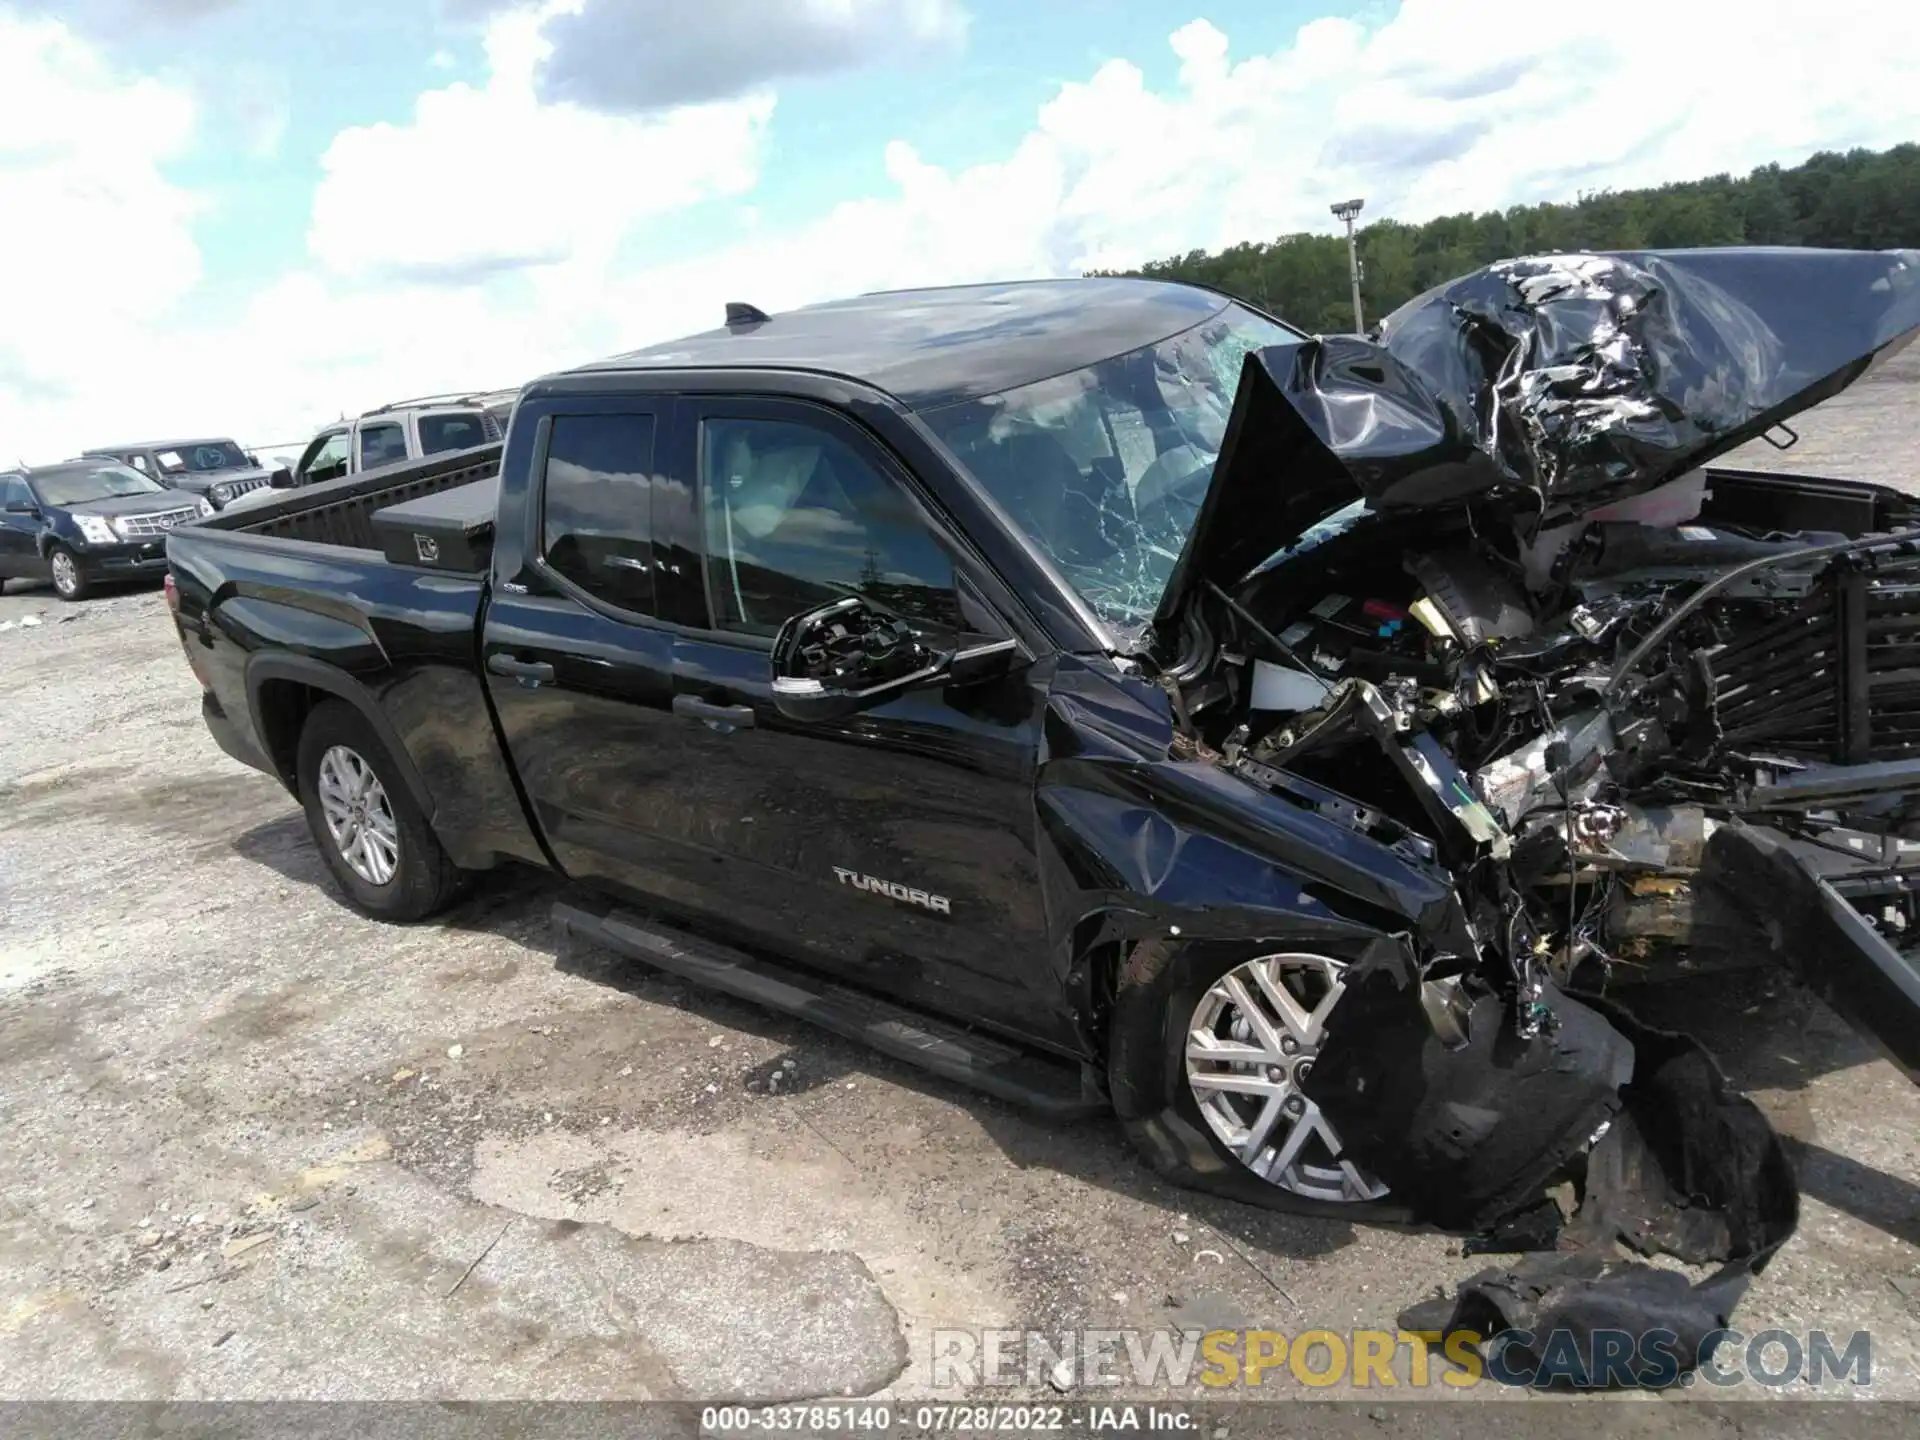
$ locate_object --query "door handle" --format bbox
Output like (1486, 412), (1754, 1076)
(487, 653), (556, 686)
(673, 695), (756, 730)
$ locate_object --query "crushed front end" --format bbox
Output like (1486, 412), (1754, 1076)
(1139, 245), (1920, 1383)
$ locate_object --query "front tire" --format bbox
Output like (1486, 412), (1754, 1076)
(47, 546), (89, 601)
(295, 699), (466, 922)
(1108, 938), (1416, 1222)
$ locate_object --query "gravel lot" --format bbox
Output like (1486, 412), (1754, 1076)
(2, 352), (1917, 1425)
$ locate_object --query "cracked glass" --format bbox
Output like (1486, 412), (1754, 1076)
(920, 305), (1299, 634)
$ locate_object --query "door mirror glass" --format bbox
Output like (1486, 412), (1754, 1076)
(769, 597), (952, 723)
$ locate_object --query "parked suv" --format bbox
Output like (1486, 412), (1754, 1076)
(3, 459), (209, 599)
(284, 392), (513, 490)
(84, 438), (283, 511)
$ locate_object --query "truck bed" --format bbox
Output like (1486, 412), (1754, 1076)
(196, 442), (503, 552)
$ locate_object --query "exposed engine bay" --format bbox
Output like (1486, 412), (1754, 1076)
(1139, 247), (1920, 1383)
(1177, 467), (1920, 1054)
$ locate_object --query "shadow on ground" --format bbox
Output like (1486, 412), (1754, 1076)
(228, 813), (1919, 1255)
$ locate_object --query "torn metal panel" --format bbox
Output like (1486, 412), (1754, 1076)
(1378, 248), (1920, 514)
(1155, 247), (1920, 620)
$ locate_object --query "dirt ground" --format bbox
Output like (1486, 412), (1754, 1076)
(2, 352), (1917, 1428)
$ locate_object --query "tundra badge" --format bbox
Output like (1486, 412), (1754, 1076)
(833, 867), (952, 915)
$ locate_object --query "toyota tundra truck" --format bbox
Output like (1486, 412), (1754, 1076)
(164, 256), (1920, 1378)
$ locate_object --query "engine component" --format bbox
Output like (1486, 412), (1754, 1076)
(1405, 548), (1535, 646)
(1473, 710), (1616, 830)
(1249, 658), (1329, 714)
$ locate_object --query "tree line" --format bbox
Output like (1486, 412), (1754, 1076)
(1101, 143), (1920, 332)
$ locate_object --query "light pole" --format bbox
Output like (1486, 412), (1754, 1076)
(1331, 197), (1365, 332)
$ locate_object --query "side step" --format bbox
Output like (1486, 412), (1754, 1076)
(552, 902), (1107, 1119)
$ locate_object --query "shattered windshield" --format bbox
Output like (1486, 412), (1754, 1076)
(919, 305), (1300, 631)
(154, 441), (250, 475)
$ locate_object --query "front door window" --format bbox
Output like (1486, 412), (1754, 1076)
(698, 415), (962, 639)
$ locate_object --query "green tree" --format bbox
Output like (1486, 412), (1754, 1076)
(1095, 142), (1920, 329)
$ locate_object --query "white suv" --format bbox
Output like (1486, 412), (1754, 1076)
(228, 391), (515, 512)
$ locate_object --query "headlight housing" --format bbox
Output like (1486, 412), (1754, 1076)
(75, 515), (116, 545)
(196, 497), (215, 518)
(210, 484), (232, 506)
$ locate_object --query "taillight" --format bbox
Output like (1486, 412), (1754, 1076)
(163, 573), (180, 614)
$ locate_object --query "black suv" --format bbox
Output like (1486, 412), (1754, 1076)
(85, 438), (284, 511)
(2, 459), (209, 599)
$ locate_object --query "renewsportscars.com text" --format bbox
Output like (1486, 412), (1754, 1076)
(929, 1326), (1874, 1391)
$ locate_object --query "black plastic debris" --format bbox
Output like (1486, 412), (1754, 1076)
(1302, 944), (1799, 1389)
(1304, 967), (1632, 1234)
(1327, 984), (1797, 1388)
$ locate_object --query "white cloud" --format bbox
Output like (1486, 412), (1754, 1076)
(0, 12), (201, 450)
(581, 0), (1920, 342)
(5, 0), (1920, 465)
(531, 0), (968, 111)
(307, 5), (771, 284)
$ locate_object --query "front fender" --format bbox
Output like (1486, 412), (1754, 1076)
(1030, 656), (1466, 1058)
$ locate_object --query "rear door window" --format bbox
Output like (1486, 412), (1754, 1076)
(419, 413), (489, 455)
(357, 422), (408, 469)
(539, 412), (660, 616)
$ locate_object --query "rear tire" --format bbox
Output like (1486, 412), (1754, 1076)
(48, 546), (89, 601)
(295, 699), (466, 922)
(1107, 938), (1417, 1222)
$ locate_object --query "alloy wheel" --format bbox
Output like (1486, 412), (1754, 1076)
(50, 551), (79, 597)
(317, 745), (400, 886)
(1185, 953), (1389, 1203)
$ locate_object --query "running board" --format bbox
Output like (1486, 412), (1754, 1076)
(551, 902), (1107, 1119)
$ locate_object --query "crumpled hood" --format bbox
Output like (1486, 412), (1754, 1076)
(1155, 246), (1920, 627)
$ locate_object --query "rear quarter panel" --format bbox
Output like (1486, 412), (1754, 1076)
(166, 527), (544, 872)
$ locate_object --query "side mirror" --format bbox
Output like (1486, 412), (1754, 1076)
(270, 466), (293, 488)
(768, 596), (1025, 723)
(3, 501), (37, 515)
(770, 596), (944, 723)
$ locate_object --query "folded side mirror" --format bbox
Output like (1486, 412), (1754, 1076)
(3, 502), (37, 515)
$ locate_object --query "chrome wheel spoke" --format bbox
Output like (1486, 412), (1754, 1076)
(1218, 974), (1286, 1054)
(1239, 1094), (1288, 1159)
(1248, 958), (1317, 1043)
(1186, 1033), (1268, 1067)
(1188, 1070), (1286, 1098)
(1259, 1103), (1319, 1181)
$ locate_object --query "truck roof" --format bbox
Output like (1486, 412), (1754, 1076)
(568, 277), (1236, 409)
(87, 438), (241, 451)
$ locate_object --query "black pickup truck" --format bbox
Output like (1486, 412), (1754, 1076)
(167, 258), (1920, 1342)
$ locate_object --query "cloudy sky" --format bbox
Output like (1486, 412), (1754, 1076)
(4, 0), (1918, 461)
